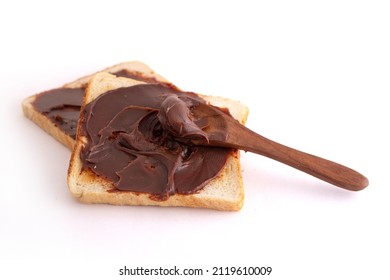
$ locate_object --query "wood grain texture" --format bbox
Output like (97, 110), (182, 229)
(192, 103), (369, 191)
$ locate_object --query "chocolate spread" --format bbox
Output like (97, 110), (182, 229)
(32, 70), (167, 139)
(79, 84), (232, 200)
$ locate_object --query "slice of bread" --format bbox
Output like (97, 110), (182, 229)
(22, 61), (169, 150)
(68, 73), (249, 211)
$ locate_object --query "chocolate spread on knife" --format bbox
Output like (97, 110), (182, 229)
(32, 70), (166, 139)
(79, 84), (232, 200)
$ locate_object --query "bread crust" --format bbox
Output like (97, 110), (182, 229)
(68, 73), (249, 211)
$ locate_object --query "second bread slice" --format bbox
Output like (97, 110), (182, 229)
(68, 73), (249, 211)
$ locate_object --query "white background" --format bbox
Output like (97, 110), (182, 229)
(1, 0), (389, 279)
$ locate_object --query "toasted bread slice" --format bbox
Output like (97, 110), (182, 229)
(22, 61), (169, 150)
(68, 73), (249, 211)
